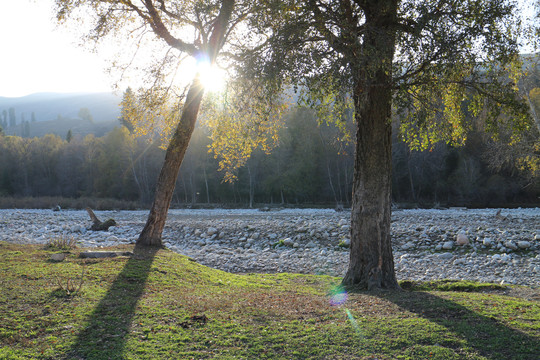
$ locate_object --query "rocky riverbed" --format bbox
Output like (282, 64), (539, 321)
(1, 208), (539, 287)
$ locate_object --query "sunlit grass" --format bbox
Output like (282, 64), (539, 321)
(0, 241), (538, 359)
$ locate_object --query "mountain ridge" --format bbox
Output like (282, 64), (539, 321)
(0, 92), (122, 124)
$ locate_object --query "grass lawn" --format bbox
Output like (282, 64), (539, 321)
(0, 241), (538, 359)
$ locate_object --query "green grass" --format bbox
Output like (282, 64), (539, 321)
(0, 241), (538, 359)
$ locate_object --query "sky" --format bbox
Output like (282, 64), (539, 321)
(0, 0), (112, 97)
(0, 0), (537, 98)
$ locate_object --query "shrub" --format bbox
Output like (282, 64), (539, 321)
(53, 267), (85, 297)
(44, 236), (78, 251)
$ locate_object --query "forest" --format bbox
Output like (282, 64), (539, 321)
(0, 96), (538, 209)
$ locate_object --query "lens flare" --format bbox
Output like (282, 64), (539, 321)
(345, 309), (361, 334)
(329, 286), (348, 306)
(329, 286), (363, 337)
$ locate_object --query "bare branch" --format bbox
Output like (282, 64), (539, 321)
(141, 0), (198, 55)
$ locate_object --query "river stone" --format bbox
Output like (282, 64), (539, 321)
(401, 242), (414, 250)
(517, 241), (531, 249)
(504, 241), (518, 250)
(438, 253), (453, 260)
(283, 238), (294, 247)
(50, 253), (67, 261)
(1, 208), (540, 288)
(442, 241), (454, 250)
(72, 225), (85, 233)
(456, 233), (469, 246)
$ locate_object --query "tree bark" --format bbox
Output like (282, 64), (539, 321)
(137, 79), (204, 247)
(342, 0), (400, 290)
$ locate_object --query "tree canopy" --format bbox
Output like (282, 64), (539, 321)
(54, 0), (536, 287)
(237, 0), (535, 289)
(55, 0), (290, 246)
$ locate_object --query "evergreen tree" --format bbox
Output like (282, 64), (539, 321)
(8, 108), (15, 127)
(22, 121), (30, 138)
(66, 129), (73, 143)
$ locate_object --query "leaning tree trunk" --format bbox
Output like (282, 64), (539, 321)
(137, 79), (204, 247)
(342, 0), (400, 290)
(137, 0), (234, 247)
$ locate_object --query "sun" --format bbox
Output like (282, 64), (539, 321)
(176, 56), (227, 93)
(196, 59), (227, 92)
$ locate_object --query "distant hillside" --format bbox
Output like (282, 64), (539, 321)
(0, 92), (121, 124)
(5, 118), (118, 139)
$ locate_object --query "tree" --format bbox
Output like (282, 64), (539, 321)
(119, 87), (135, 133)
(21, 121), (30, 138)
(55, 0), (281, 246)
(2, 110), (7, 128)
(8, 107), (16, 127)
(245, 0), (532, 289)
(78, 108), (94, 123)
(66, 129), (73, 143)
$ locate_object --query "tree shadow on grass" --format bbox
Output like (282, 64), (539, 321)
(374, 287), (540, 360)
(63, 246), (159, 360)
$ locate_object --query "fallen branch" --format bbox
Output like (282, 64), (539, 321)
(86, 208), (117, 231)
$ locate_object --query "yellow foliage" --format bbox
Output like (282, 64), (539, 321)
(516, 140), (540, 178)
(120, 77), (289, 183)
(530, 88), (540, 112)
(202, 83), (288, 182)
(120, 87), (185, 149)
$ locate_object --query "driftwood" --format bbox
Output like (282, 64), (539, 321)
(86, 208), (117, 231)
(495, 209), (508, 221)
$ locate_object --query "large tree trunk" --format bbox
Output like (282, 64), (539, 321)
(342, 0), (400, 290)
(137, 79), (204, 247)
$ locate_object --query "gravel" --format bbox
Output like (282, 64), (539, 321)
(1, 207), (539, 288)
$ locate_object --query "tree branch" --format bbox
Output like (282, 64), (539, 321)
(141, 0), (198, 55)
(206, 0), (235, 62)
